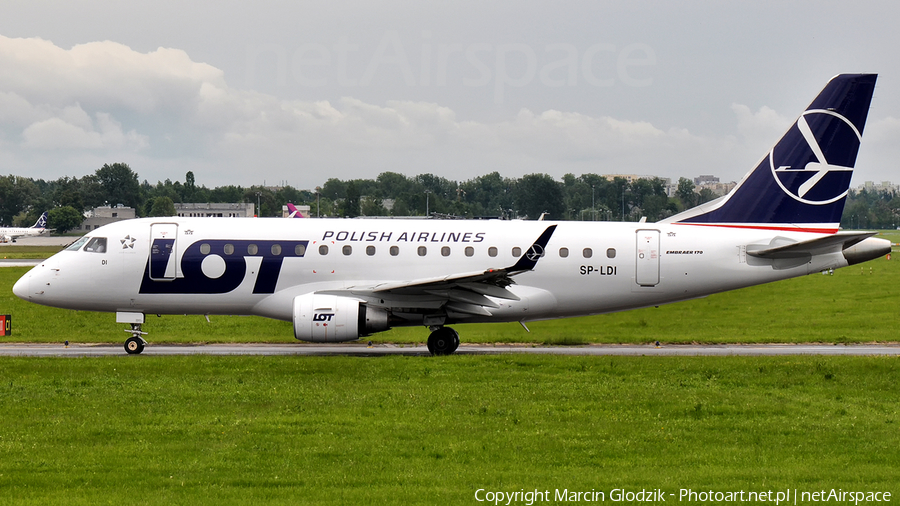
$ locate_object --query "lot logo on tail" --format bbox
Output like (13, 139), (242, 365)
(771, 109), (861, 206)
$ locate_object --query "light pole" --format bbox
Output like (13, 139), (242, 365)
(256, 191), (261, 217)
(425, 190), (431, 217)
(315, 187), (321, 218)
(591, 184), (595, 221)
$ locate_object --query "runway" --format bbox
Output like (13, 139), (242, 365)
(0, 342), (898, 357)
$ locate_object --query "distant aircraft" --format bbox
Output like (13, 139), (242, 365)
(286, 203), (304, 218)
(0, 212), (49, 243)
(13, 75), (890, 355)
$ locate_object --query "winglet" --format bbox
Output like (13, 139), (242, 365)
(507, 225), (557, 273)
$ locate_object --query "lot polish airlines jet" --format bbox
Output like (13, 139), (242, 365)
(13, 74), (891, 355)
(0, 212), (49, 243)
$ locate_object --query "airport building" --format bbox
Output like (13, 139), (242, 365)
(75, 205), (136, 231)
(174, 203), (255, 217)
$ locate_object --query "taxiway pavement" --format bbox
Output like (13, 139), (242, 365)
(0, 343), (898, 357)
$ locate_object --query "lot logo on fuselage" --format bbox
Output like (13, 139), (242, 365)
(770, 109), (861, 206)
(139, 239), (309, 294)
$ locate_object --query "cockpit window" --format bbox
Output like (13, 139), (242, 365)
(65, 237), (90, 251)
(83, 237), (108, 253)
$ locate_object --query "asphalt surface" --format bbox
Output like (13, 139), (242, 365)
(0, 343), (898, 357)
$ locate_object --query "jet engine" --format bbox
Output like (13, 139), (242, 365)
(292, 293), (390, 342)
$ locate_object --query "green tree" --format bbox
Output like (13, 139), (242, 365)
(47, 206), (84, 233)
(676, 177), (697, 209)
(53, 176), (86, 212)
(344, 181), (361, 217)
(516, 174), (565, 220)
(0, 175), (38, 225)
(95, 163), (143, 211)
(148, 197), (177, 217)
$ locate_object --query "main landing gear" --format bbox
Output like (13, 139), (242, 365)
(124, 323), (148, 355)
(427, 326), (460, 356)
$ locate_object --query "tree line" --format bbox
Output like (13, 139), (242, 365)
(1, 162), (896, 232)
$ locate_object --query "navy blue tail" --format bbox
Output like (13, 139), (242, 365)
(33, 212), (47, 228)
(669, 74), (877, 230)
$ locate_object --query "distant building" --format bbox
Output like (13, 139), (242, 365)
(694, 175), (719, 185)
(857, 181), (899, 194)
(76, 205), (135, 231)
(174, 203), (255, 217)
(602, 174), (654, 183)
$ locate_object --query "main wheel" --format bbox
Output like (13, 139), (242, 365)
(427, 327), (460, 356)
(124, 337), (145, 355)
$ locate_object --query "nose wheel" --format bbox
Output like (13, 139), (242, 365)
(427, 326), (460, 355)
(124, 324), (148, 355)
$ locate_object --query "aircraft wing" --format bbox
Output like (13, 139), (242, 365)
(318, 225), (557, 317)
(746, 231), (875, 259)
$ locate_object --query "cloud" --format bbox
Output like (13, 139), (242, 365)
(22, 111), (148, 151)
(0, 34), (770, 187)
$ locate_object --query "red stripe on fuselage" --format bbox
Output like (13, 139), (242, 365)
(672, 223), (839, 234)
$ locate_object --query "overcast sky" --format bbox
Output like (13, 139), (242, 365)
(0, 1), (897, 190)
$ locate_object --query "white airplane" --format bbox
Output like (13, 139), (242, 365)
(13, 74), (891, 355)
(0, 212), (49, 243)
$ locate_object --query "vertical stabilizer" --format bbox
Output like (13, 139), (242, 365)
(664, 74), (877, 232)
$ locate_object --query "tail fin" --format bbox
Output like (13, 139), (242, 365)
(33, 212), (48, 229)
(664, 74), (877, 232)
(286, 203), (304, 218)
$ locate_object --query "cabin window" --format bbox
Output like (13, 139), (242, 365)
(390, 246), (399, 256)
(488, 247), (498, 257)
(559, 247), (569, 258)
(200, 243), (211, 255)
(465, 246), (474, 257)
(417, 246), (427, 257)
(583, 248), (593, 258)
(607, 248), (616, 259)
(294, 244), (306, 256)
(342, 245), (352, 256)
(272, 244), (282, 255)
(224, 244), (235, 255)
(83, 237), (107, 253)
(441, 246), (451, 257)
(319, 245), (329, 255)
(247, 244), (258, 255)
(366, 245), (376, 256)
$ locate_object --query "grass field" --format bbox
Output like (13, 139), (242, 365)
(0, 355), (898, 505)
(2, 231), (897, 345)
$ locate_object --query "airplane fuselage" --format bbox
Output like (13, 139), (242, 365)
(14, 217), (861, 325)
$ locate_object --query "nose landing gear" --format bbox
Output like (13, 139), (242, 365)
(124, 323), (148, 355)
(117, 313), (148, 355)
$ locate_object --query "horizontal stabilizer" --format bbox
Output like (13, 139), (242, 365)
(747, 231), (876, 259)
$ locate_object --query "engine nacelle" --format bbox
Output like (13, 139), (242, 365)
(292, 293), (390, 343)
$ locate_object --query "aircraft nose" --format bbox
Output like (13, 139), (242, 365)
(12, 272), (29, 300)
